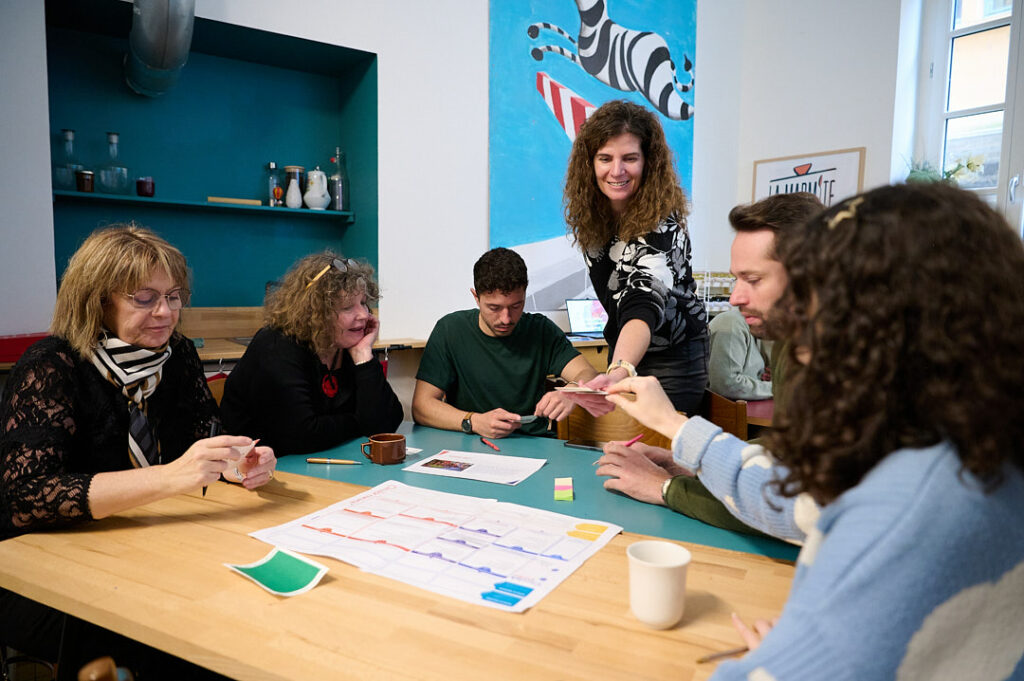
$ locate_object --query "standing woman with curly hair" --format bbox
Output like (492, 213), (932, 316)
(221, 252), (403, 455)
(564, 100), (707, 414)
(606, 182), (1024, 679)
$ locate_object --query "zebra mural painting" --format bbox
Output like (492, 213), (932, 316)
(527, 0), (694, 121)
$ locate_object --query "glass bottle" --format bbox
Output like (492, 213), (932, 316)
(267, 161), (283, 206)
(328, 148), (350, 212)
(97, 132), (130, 194)
(52, 128), (84, 191)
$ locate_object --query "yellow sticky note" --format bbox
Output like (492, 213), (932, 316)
(575, 523), (608, 534)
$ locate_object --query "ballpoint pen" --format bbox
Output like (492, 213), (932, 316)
(306, 458), (360, 465)
(204, 421), (222, 496)
(480, 437), (500, 452)
(696, 646), (749, 664)
(592, 433), (644, 465)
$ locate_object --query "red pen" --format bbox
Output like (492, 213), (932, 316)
(480, 437), (501, 452)
(623, 433), (644, 447)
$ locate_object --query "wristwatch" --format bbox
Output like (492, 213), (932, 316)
(661, 476), (674, 504)
(461, 412), (475, 434)
(606, 359), (638, 377)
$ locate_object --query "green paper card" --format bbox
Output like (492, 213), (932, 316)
(225, 547), (328, 596)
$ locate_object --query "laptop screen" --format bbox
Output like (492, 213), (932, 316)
(565, 298), (608, 334)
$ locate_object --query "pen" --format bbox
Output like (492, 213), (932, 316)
(306, 458), (360, 465)
(696, 646), (749, 664)
(592, 433), (645, 465)
(204, 421), (222, 497)
(480, 437), (500, 452)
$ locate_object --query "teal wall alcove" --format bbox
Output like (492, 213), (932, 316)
(45, 0), (379, 306)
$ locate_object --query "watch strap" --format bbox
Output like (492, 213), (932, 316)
(606, 359), (638, 377)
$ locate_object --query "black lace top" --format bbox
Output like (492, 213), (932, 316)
(0, 333), (217, 539)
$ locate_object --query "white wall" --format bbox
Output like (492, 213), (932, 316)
(691, 0), (905, 271)
(0, 1), (912, 335)
(0, 1), (57, 336)
(197, 0), (489, 340)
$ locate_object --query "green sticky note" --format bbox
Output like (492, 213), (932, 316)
(554, 477), (574, 501)
(225, 547), (328, 596)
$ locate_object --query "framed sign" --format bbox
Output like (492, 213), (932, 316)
(752, 147), (865, 207)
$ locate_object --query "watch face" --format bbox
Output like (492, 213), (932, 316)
(461, 417), (472, 433)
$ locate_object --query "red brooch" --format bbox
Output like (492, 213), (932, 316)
(321, 374), (339, 397)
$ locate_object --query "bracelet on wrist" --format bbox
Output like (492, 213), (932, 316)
(661, 476), (674, 503)
(606, 359), (638, 377)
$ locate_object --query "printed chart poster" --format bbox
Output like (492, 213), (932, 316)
(250, 480), (622, 612)
(489, 0), (696, 313)
(752, 148), (866, 208)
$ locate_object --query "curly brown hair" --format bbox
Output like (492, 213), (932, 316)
(765, 182), (1024, 504)
(265, 251), (379, 358)
(564, 100), (688, 252)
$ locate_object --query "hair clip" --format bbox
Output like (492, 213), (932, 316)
(826, 197), (864, 230)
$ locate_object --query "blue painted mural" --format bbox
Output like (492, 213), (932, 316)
(489, 0), (696, 254)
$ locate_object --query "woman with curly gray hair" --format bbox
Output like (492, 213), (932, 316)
(221, 251), (403, 455)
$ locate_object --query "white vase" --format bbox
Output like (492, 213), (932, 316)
(285, 177), (303, 208)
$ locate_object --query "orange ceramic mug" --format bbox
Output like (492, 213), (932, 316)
(361, 433), (406, 465)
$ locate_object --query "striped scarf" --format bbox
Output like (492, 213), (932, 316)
(90, 333), (172, 468)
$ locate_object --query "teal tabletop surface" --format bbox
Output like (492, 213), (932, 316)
(275, 423), (800, 562)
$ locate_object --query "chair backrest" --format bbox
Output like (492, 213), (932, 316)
(700, 390), (748, 440)
(207, 375), (227, 406)
(557, 404), (673, 450)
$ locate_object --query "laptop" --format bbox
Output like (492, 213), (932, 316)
(565, 298), (608, 339)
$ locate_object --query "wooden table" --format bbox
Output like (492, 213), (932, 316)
(0, 472), (794, 681)
(195, 337), (427, 363)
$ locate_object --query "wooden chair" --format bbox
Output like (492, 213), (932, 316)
(700, 390), (748, 440)
(206, 375), (227, 406)
(556, 403), (673, 450)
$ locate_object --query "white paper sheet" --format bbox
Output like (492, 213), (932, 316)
(250, 480), (622, 612)
(402, 449), (546, 486)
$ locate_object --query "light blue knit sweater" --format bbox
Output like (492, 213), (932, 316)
(674, 417), (1024, 681)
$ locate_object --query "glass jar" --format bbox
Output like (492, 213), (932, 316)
(283, 165), (305, 209)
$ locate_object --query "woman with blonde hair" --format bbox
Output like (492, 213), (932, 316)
(221, 251), (402, 455)
(564, 99), (707, 414)
(0, 223), (275, 676)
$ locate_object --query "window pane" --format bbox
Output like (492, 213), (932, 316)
(954, 0), (1011, 31)
(948, 26), (1010, 111)
(944, 111), (1002, 189)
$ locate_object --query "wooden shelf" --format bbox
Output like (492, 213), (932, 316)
(53, 190), (355, 223)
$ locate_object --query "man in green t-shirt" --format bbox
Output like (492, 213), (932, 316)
(413, 248), (601, 438)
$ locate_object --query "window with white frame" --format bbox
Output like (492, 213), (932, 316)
(938, 0), (1013, 202)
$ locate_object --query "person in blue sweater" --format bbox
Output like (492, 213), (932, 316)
(603, 182), (1024, 680)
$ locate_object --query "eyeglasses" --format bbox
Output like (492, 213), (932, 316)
(306, 258), (357, 289)
(120, 288), (191, 310)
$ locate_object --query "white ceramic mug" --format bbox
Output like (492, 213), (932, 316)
(627, 540), (692, 629)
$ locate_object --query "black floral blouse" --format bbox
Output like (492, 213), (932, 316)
(0, 333), (217, 539)
(583, 212), (708, 356)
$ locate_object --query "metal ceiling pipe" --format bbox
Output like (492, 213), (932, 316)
(124, 0), (196, 97)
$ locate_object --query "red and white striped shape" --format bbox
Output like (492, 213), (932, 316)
(536, 72), (595, 142)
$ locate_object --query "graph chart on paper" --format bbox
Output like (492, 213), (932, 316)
(249, 480), (622, 612)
